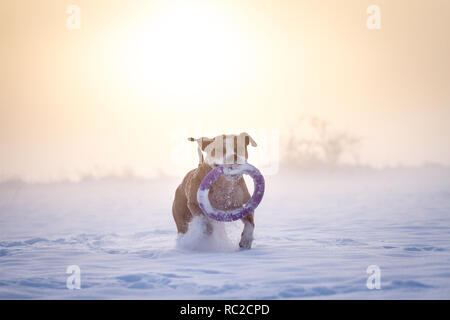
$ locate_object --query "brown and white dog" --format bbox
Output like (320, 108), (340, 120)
(172, 132), (257, 249)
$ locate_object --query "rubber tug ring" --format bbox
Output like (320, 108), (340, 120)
(197, 163), (265, 222)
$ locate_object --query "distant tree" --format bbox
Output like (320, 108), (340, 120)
(284, 115), (361, 169)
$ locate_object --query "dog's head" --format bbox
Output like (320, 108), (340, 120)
(189, 132), (257, 167)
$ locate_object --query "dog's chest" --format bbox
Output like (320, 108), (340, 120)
(208, 176), (246, 210)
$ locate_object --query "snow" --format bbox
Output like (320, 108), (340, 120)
(0, 167), (450, 299)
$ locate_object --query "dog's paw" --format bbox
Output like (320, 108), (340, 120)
(239, 238), (252, 249)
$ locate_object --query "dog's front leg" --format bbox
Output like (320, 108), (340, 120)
(187, 202), (213, 235)
(239, 213), (254, 249)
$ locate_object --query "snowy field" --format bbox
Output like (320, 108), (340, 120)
(0, 167), (449, 299)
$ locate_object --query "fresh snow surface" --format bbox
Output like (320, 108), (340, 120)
(0, 168), (449, 299)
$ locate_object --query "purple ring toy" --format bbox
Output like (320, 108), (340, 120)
(197, 163), (265, 222)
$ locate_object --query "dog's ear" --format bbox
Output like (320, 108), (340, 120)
(200, 137), (214, 151)
(188, 137), (214, 151)
(239, 132), (257, 147)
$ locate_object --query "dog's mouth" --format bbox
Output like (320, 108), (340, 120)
(210, 160), (247, 168)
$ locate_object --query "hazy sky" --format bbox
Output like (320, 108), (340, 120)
(1, 0), (449, 181)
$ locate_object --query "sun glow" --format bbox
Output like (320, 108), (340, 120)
(118, 2), (255, 110)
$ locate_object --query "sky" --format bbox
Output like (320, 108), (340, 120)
(1, 0), (449, 181)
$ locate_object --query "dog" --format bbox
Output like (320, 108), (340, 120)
(172, 132), (257, 249)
